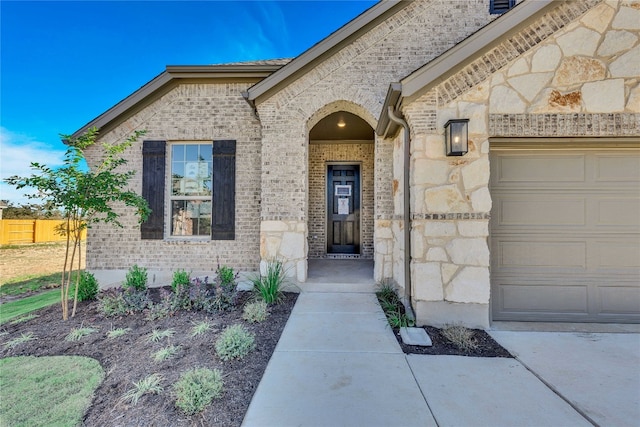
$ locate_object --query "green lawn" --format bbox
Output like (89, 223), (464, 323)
(0, 290), (60, 324)
(0, 356), (104, 427)
(0, 272), (64, 296)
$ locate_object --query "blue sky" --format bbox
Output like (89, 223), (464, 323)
(1, 0), (376, 204)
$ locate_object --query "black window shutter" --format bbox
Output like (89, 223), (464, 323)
(490, 0), (515, 14)
(211, 140), (236, 240)
(141, 140), (166, 240)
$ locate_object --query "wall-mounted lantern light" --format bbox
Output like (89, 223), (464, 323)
(444, 119), (469, 156)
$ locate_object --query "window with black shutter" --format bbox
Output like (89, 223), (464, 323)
(142, 140), (236, 240)
(490, 0), (515, 14)
(141, 140), (166, 239)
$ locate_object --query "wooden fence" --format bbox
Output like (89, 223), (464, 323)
(0, 220), (87, 245)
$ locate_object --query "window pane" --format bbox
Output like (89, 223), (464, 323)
(172, 145), (184, 162)
(185, 145), (199, 161)
(171, 200), (211, 236)
(171, 144), (212, 197)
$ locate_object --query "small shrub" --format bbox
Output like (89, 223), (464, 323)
(442, 324), (479, 352)
(171, 269), (190, 293)
(107, 327), (130, 339)
(123, 264), (148, 292)
(74, 271), (99, 302)
(190, 321), (212, 338)
(121, 373), (163, 405)
(147, 328), (176, 343)
(207, 270), (238, 312)
(146, 287), (175, 320)
(217, 265), (235, 288)
(153, 345), (181, 362)
(242, 301), (269, 323)
(98, 287), (150, 316)
(251, 260), (286, 304)
(3, 332), (36, 349)
(65, 326), (97, 342)
(215, 324), (256, 361)
(174, 368), (223, 415)
(98, 288), (129, 317)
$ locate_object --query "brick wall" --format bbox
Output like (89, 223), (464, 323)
(84, 82), (263, 282)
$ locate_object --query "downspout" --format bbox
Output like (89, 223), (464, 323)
(387, 106), (415, 321)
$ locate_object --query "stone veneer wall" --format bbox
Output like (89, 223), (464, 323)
(256, 0), (500, 282)
(308, 142), (375, 259)
(84, 82), (263, 286)
(402, 0), (640, 328)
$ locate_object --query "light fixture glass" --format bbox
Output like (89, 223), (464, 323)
(444, 119), (469, 156)
(337, 117), (346, 128)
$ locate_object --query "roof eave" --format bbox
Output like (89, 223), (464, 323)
(246, 0), (405, 103)
(71, 64), (283, 140)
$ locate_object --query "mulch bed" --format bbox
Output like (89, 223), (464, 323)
(1, 289), (298, 427)
(393, 326), (513, 358)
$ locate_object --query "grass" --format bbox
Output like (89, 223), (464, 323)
(376, 283), (414, 328)
(190, 321), (212, 337)
(107, 327), (131, 339)
(147, 328), (176, 343)
(3, 332), (37, 350)
(0, 355), (104, 426)
(9, 314), (39, 325)
(442, 324), (479, 352)
(153, 345), (182, 362)
(121, 373), (164, 406)
(0, 271), (66, 296)
(65, 326), (98, 342)
(0, 289), (60, 325)
(251, 259), (286, 304)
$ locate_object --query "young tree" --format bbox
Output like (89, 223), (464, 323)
(4, 127), (150, 320)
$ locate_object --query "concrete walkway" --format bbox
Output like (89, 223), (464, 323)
(242, 288), (639, 427)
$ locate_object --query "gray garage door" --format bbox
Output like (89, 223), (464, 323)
(490, 142), (640, 323)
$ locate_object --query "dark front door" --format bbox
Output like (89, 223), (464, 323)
(327, 164), (360, 254)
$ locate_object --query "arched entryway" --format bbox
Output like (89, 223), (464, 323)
(306, 109), (375, 283)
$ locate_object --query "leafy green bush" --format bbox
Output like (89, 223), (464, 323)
(123, 265), (147, 292)
(171, 270), (190, 293)
(173, 368), (223, 415)
(251, 260), (286, 304)
(74, 271), (99, 302)
(215, 324), (256, 361)
(242, 300), (269, 323)
(217, 265), (235, 288)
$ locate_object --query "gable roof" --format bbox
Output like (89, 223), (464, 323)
(376, 0), (555, 137)
(243, 0), (407, 104)
(71, 61), (289, 139)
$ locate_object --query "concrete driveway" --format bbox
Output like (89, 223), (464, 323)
(489, 329), (640, 427)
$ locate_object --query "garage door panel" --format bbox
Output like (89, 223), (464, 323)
(594, 198), (640, 228)
(595, 155), (640, 182)
(495, 240), (586, 270)
(594, 240), (640, 270)
(495, 155), (585, 184)
(490, 146), (640, 323)
(496, 282), (588, 313)
(599, 286), (640, 314)
(496, 198), (586, 227)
